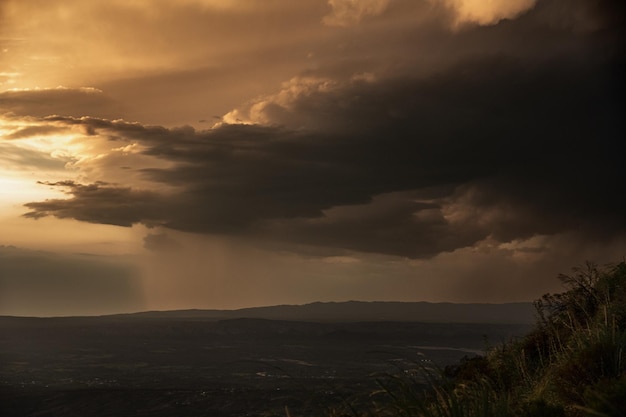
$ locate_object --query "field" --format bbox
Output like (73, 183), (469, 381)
(0, 316), (530, 416)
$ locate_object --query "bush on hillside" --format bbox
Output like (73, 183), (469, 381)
(326, 261), (625, 417)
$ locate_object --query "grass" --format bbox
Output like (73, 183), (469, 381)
(320, 261), (626, 417)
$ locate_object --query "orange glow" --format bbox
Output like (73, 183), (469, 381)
(447, 0), (537, 26)
(0, 175), (64, 204)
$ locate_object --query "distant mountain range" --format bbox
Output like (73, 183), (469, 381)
(113, 301), (535, 324)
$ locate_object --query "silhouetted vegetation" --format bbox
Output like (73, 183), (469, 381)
(326, 262), (625, 417)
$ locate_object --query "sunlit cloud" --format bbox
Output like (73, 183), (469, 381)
(444, 0), (537, 26)
(323, 0), (390, 27)
(221, 76), (340, 128)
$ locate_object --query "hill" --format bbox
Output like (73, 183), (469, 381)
(333, 262), (626, 416)
(112, 301), (535, 324)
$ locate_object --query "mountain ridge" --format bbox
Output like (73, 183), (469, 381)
(106, 300), (535, 324)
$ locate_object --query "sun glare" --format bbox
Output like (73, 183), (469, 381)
(0, 174), (66, 207)
(0, 118), (85, 210)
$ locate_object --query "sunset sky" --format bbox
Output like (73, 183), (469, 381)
(1, 0), (624, 316)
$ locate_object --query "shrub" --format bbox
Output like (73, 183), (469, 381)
(329, 261), (626, 417)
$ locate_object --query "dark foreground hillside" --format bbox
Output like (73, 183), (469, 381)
(0, 317), (528, 417)
(332, 262), (625, 417)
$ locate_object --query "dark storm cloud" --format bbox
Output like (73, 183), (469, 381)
(21, 0), (625, 258)
(263, 191), (486, 259)
(23, 181), (169, 228)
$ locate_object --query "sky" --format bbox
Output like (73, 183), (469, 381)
(0, 0), (624, 316)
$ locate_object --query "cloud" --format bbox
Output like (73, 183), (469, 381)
(113, 0), (243, 12)
(263, 190), (485, 259)
(19, 49), (624, 257)
(2, 124), (67, 140)
(446, 0), (537, 26)
(0, 0), (327, 97)
(323, 0), (390, 27)
(0, 142), (70, 171)
(12, 0), (626, 259)
(322, 0), (538, 29)
(0, 87), (121, 119)
(0, 71), (21, 88)
(23, 181), (169, 228)
(221, 76), (341, 127)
